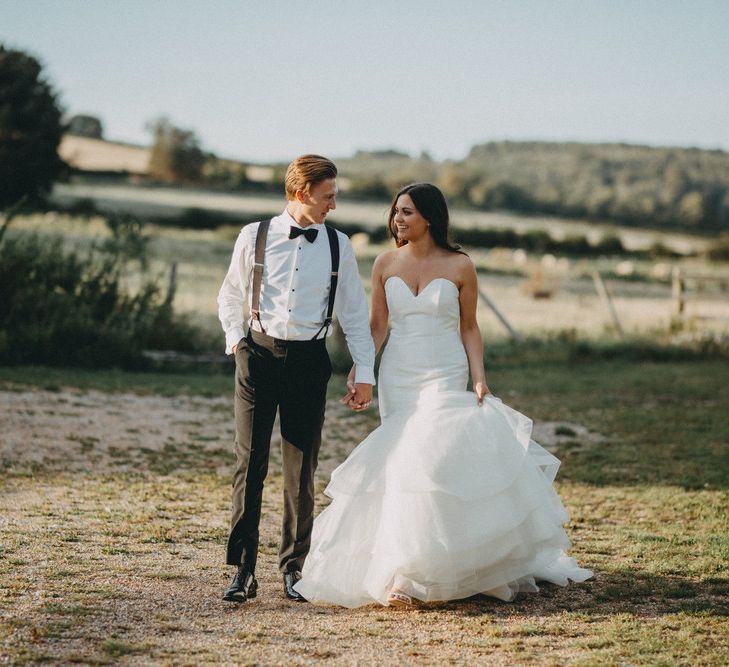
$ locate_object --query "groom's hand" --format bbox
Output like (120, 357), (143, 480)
(347, 383), (372, 411)
(339, 377), (356, 405)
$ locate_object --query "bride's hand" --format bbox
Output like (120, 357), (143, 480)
(474, 381), (491, 406)
(339, 366), (357, 405)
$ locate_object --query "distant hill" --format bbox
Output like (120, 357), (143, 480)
(461, 142), (729, 230)
(58, 136), (729, 232)
(337, 142), (729, 232)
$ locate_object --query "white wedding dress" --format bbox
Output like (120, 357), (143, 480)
(295, 276), (592, 607)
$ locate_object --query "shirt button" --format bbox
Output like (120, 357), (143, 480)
(292, 289), (295, 292)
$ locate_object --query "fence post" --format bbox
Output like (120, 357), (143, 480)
(166, 262), (177, 306)
(591, 270), (624, 337)
(477, 287), (523, 343)
(672, 267), (685, 317)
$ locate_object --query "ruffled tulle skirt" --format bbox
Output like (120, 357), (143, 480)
(294, 390), (592, 607)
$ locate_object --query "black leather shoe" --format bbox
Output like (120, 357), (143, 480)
(223, 567), (257, 603)
(283, 571), (307, 602)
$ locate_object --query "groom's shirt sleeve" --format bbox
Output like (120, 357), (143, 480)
(334, 233), (376, 386)
(217, 226), (254, 354)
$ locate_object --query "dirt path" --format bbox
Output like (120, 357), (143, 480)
(0, 387), (592, 477)
(0, 388), (615, 665)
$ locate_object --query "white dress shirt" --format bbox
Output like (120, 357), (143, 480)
(217, 210), (375, 385)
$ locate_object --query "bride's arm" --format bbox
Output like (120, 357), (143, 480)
(458, 258), (491, 404)
(343, 253), (391, 399)
(368, 254), (390, 356)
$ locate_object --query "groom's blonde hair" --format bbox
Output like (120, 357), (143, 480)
(285, 154), (337, 200)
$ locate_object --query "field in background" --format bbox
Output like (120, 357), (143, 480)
(12, 205), (729, 347)
(58, 136), (151, 176)
(51, 181), (712, 254)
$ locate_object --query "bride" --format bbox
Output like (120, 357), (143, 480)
(294, 183), (592, 607)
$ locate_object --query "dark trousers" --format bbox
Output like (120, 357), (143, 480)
(226, 329), (331, 573)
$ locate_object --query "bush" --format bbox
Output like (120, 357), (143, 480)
(707, 234), (729, 261)
(327, 220), (390, 243)
(65, 197), (98, 217)
(595, 234), (625, 255)
(645, 240), (680, 259)
(174, 207), (239, 229)
(333, 221), (632, 257)
(146, 116), (205, 184)
(0, 214), (206, 368)
(483, 332), (729, 367)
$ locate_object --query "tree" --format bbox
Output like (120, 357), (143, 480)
(146, 116), (205, 183)
(66, 114), (103, 139)
(0, 45), (64, 209)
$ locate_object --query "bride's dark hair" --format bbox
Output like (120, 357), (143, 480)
(387, 183), (464, 253)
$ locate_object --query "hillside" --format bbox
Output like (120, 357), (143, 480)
(58, 137), (729, 232)
(336, 142), (729, 232)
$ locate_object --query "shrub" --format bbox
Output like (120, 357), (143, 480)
(146, 116), (205, 184)
(0, 214), (206, 368)
(707, 234), (729, 261)
(558, 234), (592, 255)
(595, 234), (625, 255)
(174, 207), (239, 229)
(65, 197), (98, 217)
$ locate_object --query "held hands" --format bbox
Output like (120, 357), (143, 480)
(474, 381), (491, 406)
(340, 367), (373, 411)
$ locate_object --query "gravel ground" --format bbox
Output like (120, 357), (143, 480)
(2, 387), (605, 666)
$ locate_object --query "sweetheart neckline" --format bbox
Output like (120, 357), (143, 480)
(384, 275), (459, 298)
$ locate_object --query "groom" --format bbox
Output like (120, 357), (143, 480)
(217, 154), (375, 603)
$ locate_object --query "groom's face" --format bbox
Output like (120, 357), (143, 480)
(298, 178), (338, 226)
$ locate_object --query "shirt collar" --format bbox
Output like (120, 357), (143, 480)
(274, 208), (323, 234)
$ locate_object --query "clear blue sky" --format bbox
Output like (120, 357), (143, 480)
(2, 0), (728, 163)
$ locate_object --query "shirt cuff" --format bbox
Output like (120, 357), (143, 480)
(354, 366), (376, 386)
(225, 327), (246, 355)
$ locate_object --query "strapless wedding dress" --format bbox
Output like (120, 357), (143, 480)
(295, 276), (592, 607)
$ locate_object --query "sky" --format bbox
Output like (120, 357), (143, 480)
(1, 0), (728, 163)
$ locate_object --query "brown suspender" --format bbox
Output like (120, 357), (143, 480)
(250, 220), (340, 340)
(250, 218), (270, 333)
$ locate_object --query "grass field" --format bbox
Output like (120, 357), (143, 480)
(1, 360), (727, 665)
(9, 211), (729, 348)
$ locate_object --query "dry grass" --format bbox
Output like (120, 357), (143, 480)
(58, 136), (150, 175)
(1, 362), (727, 665)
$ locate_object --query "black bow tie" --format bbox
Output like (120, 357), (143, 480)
(289, 226), (319, 243)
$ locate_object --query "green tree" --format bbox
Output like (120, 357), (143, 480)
(0, 45), (64, 209)
(66, 113), (103, 139)
(146, 116), (205, 183)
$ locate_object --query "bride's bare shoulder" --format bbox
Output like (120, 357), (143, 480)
(373, 249), (399, 272)
(443, 251), (476, 288)
(439, 249), (473, 270)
